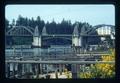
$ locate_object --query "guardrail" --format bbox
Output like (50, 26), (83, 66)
(6, 60), (115, 64)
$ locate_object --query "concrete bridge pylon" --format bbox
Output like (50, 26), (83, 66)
(72, 23), (82, 47)
(42, 26), (47, 36)
(32, 26), (42, 47)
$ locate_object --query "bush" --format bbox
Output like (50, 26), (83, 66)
(80, 49), (115, 78)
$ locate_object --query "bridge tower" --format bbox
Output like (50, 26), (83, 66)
(42, 26), (47, 35)
(72, 23), (82, 47)
(32, 26), (42, 47)
(42, 26), (49, 46)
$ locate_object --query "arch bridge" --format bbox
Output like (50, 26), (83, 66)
(6, 24), (115, 47)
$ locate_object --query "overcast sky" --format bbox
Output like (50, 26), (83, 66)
(5, 5), (115, 26)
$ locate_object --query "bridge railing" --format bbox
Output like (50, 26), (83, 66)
(5, 60), (115, 79)
(6, 60), (115, 64)
(5, 47), (111, 57)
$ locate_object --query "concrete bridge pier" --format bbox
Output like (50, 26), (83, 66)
(8, 63), (15, 78)
(55, 69), (58, 79)
(40, 64), (43, 75)
(34, 63), (41, 78)
(35, 64), (39, 78)
(6, 63), (10, 78)
(26, 64), (29, 73)
(12, 63), (16, 78)
(71, 64), (80, 78)
(17, 63), (22, 78)
(46, 64), (49, 75)
(71, 64), (77, 78)
(37, 63), (40, 77)
(24, 64), (28, 74)
(22, 64), (25, 75)
(28, 64), (32, 73)
(59, 64), (62, 75)
(72, 23), (83, 53)
(72, 36), (83, 54)
(32, 26), (42, 47)
(77, 64), (80, 78)
(31, 64), (36, 75)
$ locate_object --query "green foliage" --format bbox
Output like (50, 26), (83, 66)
(79, 49), (115, 78)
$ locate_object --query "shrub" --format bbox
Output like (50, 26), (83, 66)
(80, 49), (115, 78)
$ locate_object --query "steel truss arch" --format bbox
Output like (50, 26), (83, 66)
(6, 26), (34, 36)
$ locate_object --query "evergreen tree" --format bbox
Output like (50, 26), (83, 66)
(5, 19), (9, 31)
(12, 19), (15, 26)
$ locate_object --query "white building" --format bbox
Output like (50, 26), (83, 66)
(96, 26), (115, 40)
(96, 26), (111, 35)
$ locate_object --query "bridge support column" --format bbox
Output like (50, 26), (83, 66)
(9, 63), (14, 78)
(62, 64), (65, 72)
(71, 64), (79, 78)
(26, 64), (29, 72)
(78, 36), (82, 47)
(40, 64), (43, 75)
(26, 64), (32, 73)
(30, 64), (32, 73)
(72, 36), (79, 47)
(6, 63), (10, 78)
(55, 69), (58, 79)
(33, 36), (42, 47)
(46, 64), (48, 75)
(32, 26), (42, 47)
(22, 64), (25, 75)
(35, 64), (39, 78)
(15, 64), (18, 76)
(37, 63), (40, 76)
(77, 65), (80, 78)
(32, 64), (36, 75)
(59, 64), (62, 75)
(72, 36), (83, 53)
(18, 63), (22, 78)
(13, 63), (16, 78)
(78, 36), (83, 53)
